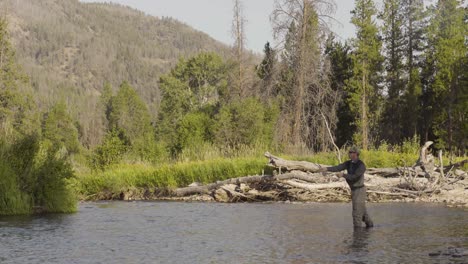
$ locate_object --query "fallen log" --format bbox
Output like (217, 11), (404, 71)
(282, 180), (348, 191)
(366, 167), (400, 177)
(175, 171), (332, 196)
(174, 175), (274, 196)
(264, 152), (324, 172)
(367, 190), (416, 198)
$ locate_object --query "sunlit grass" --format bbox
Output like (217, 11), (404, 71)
(75, 157), (271, 199)
(75, 146), (466, 200)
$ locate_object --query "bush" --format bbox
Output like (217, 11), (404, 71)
(214, 98), (277, 150)
(90, 130), (128, 169)
(0, 136), (77, 215)
(0, 160), (31, 215)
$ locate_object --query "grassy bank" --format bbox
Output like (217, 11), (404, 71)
(75, 157), (271, 200)
(74, 149), (450, 201)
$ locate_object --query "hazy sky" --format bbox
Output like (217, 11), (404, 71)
(79, 0), (386, 53)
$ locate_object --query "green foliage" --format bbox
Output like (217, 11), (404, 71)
(401, 135), (421, 155)
(0, 17), (35, 141)
(379, 0), (406, 144)
(0, 136), (77, 215)
(0, 159), (32, 215)
(90, 129), (128, 169)
(157, 52), (228, 156)
(256, 42), (277, 101)
(173, 111), (213, 155)
(349, 0), (384, 149)
(214, 98), (278, 150)
(105, 81), (156, 160)
(42, 102), (81, 154)
(33, 141), (77, 213)
(427, 0), (467, 152)
(325, 36), (355, 147)
(76, 157), (270, 199)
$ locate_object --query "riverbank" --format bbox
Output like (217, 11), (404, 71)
(75, 150), (468, 208)
(92, 172), (468, 208)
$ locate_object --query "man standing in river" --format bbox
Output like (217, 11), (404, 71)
(319, 146), (374, 228)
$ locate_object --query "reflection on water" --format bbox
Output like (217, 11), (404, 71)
(0, 202), (467, 263)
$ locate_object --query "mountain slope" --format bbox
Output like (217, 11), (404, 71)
(2, 0), (233, 146)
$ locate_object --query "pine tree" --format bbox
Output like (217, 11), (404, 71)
(325, 35), (355, 147)
(380, 0), (406, 144)
(427, 0), (467, 154)
(401, 0), (425, 139)
(256, 42), (277, 102)
(349, 0), (383, 149)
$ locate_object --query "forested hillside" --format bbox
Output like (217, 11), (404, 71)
(2, 0), (235, 146)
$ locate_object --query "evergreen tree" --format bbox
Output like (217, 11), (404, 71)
(380, 0), (406, 144)
(401, 0), (425, 139)
(427, 0), (467, 154)
(256, 42), (277, 102)
(325, 35), (355, 147)
(349, 0), (383, 149)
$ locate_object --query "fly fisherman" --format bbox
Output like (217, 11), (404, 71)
(318, 146), (374, 228)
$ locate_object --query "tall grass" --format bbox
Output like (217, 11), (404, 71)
(76, 157), (271, 199)
(75, 141), (466, 201)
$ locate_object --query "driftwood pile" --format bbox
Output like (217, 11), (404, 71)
(166, 141), (467, 206)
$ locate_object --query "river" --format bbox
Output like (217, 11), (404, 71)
(0, 202), (467, 263)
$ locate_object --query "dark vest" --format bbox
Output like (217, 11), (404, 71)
(346, 160), (365, 190)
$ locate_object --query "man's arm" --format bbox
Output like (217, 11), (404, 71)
(344, 162), (366, 181)
(325, 161), (348, 172)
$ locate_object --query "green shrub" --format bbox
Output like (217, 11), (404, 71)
(0, 136), (77, 215)
(0, 160), (31, 215)
(90, 130), (128, 169)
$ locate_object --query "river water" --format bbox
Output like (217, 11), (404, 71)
(0, 202), (467, 264)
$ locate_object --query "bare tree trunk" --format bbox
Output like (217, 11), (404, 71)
(361, 63), (368, 150)
(232, 0), (245, 98)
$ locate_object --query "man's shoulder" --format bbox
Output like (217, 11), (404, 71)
(357, 159), (366, 168)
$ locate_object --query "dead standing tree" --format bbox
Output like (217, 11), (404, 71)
(270, 0), (339, 151)
(231, 0), (247, 99)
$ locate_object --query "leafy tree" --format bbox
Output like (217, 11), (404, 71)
(90, 129), (128, 169)
(174, 111), (213, 155)
(1, 135), (76, 215)
(106, 81), (155, 159)
(42, 102), (81, 154)
(157, 52), (228, 156)
(214, 97), (278, 150)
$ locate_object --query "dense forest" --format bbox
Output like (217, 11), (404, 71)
(0, 0), (466, 214)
